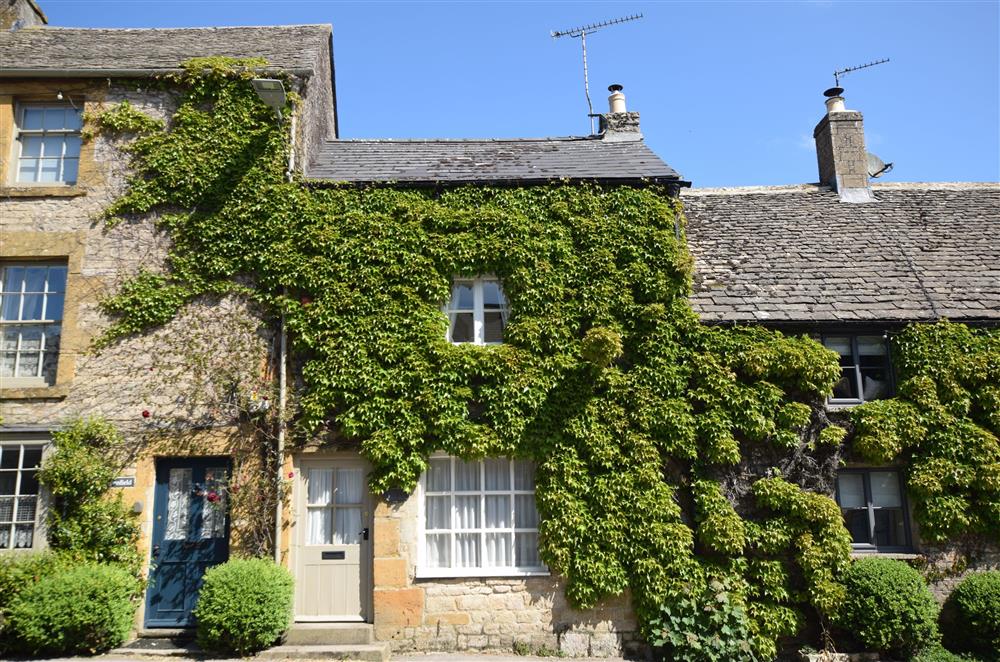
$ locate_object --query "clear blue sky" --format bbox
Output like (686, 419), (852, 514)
(40, 0), (1000, 188)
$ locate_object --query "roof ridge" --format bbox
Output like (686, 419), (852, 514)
(29, 24), (332, 32)
(323, 137), (601, 144)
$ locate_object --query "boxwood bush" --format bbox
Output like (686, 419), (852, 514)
(193, 557), (294, 655)
(6, 562), (140, 655)
(834, 557), (940, 658)
(0, 551), (83, 654)
(941, 570), (1000, 661)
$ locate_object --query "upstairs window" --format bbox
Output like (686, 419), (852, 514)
(445, 277), (509, 345)
(836, 469), (911, 552)
(1, 263), (67, 387)
(823, 335), (892, 405)
(0, 443), (44, 550)
(15, 104), (83, 185)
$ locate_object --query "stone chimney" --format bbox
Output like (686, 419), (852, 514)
(599, 84), (642, 142)
(2, 0), (47, 30)
(813, 87), (875, 203)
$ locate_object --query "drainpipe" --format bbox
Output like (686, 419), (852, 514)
(274, 106), (296, 563)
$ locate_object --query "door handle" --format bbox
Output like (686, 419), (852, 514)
(360, 527), (369, 541)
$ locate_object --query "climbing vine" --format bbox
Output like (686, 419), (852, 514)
(91, 59), (865, 659)
(852, 321), (1000, 542)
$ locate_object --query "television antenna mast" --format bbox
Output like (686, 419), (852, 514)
(551, 13), (643, 133)
(832, 58), (890, 88)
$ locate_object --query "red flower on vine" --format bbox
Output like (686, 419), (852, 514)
(287, 471), (295, 479)
(206, 491), (219, 503)
(142, 410), (151, 418)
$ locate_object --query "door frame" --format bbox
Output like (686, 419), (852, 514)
(144, 456), (231, 629)
(291, 453), (373, 623)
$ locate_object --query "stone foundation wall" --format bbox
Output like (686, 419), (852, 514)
(371, 491), (644, 658)
(920, 540), (1000, 602)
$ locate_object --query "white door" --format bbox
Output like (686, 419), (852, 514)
(295, 461), (370, 621)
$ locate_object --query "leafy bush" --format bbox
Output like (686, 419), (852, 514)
(941, 570), (1000, 661)
(648, 577), (754, 662)
(0, 551), (81, 653)
(911, 643), (981, 662)
(38, 417), (142, 572)
(193, 558), (294, 655)
(834, 557), (939, 658)
(6, 563), (140, 655)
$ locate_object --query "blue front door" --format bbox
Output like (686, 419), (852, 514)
(145, 457), (230, 628)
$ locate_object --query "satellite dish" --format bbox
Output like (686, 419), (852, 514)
(867, 152), (893, 178)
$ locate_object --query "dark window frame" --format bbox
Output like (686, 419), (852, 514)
(835, 468), (913, 553)
(821, 334), (894, 405)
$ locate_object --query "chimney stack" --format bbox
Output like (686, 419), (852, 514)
(813, 87), (875, 203)
(598, 84), (642, 141)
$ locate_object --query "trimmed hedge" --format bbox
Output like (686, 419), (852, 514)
(6, 562), (140, 655)
(941, 570), (1000, 661)
(193, 558), (294, 655)
(0, 551), (82, 654)
(834, 557), (940, 658)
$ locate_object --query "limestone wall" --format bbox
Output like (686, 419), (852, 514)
(371, 491), (644, 658)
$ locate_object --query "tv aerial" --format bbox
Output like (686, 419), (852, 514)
(823, 58), (894, 178)
(551, 13), (643, 133)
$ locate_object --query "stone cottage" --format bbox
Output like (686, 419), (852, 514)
(2, 0), (998, 658)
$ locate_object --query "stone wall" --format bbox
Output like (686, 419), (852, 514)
(371, 491), (644, 658)
(920, 540), (1000, 603)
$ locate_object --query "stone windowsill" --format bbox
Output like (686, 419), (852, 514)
(1, 185), (86, 197)
(849, 550), (920, 560)
(0, 383), (69, 399)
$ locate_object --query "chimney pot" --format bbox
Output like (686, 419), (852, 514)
(608, 84), (627, 114)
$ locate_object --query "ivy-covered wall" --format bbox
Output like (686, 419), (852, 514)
(85, 59), (998, 658)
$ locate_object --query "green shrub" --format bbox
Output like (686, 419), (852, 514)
(648, 576), (754, 661)
(193, 558), (294, 655)
(911, 643), (980, 662)
(834, 557), (939, 658)
(6, 563), (140, 655)
(0, 551), (82, 653)
(941, 570), (1000, 661)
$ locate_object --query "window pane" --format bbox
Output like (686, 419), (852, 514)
(0, 526), (9, 549)
(308, 507), (331, 545)
(41, 136), (64, 159)
(454, 460), (480, 491)
(485, 532), (512, 567)
(482, 281), (506, 309)
(22, 108), (44, 130)
(450, 282), (473, 310)
(334, 507), (362, 544)
(20, 136), (42, 157)
(0, 474), (14, 494)
(43, 108), (67, 130)
(17, 351), (39, 377)
(23, 267), (47, 293)
(426, 458), (451, 492)
(426, 533), (450, 567)
(823, 337), (851, 358)
(513, 460), (535, 491)
(426, 495), (450, 530)
(483, 311), (505, 343)
(21, 447), (42, 469)
(515, 494), (538, 528)
(62, 158), (79, 184)
(0, 448), (17, 470)
(485, 495), (510, 528)
(45, 293), (64, 321)
(1, 353), (14, 377)
(861, 370), (890, 400)
(63, 136), (82, 158)
(449, 312), (474, 343)
(837, 474), (866, 508)
(14, 524), (33, 549)
(164, 468), (192, 541)
(65, 108), (83, 131)
(844, 509), (871, 545)
(46, 266), (67, 292)
(42, 349), (59, 384)
(19, 471), (38, 495)
(832, 368), (860, 400)
(19, 326), (42, 351)
(0, 497), (12, 521)
(455, 495), (479, 529)
(1, 267), (24, 293)
(335, 468), (364, 505)
(17, 158), (38, 182)
(308, 469), (333, 506)
(15, 496), (36, 523)
(858, 336), (886, 356)
(1, 294), (19, 321)
(515, 532), (540, 566)
(871, 472), (902, 508)
(874, 509), (906, 547)
(20, 295), (43, 320)
(483, 458), (510, 491)
(455, 533), (480, 567)
(2, 328), (18, 351)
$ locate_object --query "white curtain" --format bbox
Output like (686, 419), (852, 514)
(484, 458), (509, 490)
(485, 495), (510, 528)
(308, 469), (333, 545)
(14, 524), (32, 549)
(514, 460), (535, 491)
(201, 467), (227, 539)
(516, 532), (540, 567)
(426, 495), (450, 530)
(165, 468), (191, 540)
(335, 508), (362, 544)
(456, 532), (480, 567)
(455, 495), (479, 529)
(515, 494), (538, 528)
(485, 532), (511, 567)
(455, 460), (479, 491)
(426, 533), (450, 567)
(426, 458), (451, 492)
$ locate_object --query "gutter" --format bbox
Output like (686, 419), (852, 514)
(302, 176), (692, 189)
(0, 67), (315, 79)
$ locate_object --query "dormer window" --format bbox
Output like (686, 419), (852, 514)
(445, 277), (508, 345)
(823, 335), (893, 405)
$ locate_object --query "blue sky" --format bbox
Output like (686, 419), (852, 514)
(40, 1), (999, 188)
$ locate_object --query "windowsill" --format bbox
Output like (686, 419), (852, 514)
(415, 567), (550, 580)
(826, 401), (862, 411)
(0, 383), (68, 399)
(850, 550), (920, 560)
(1, 185), (86, 197)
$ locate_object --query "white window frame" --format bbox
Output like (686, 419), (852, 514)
(13, 103), (83, 186)
(1, 262), (67, 388)
(416, 455), (547, 578)
(0, 439), (49, 552)
(444, 276), (509, 346)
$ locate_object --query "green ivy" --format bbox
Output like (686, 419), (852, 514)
(94, 58), (859, 658)
(853, 321), (1000, 542)
(84, 99), (165, 139)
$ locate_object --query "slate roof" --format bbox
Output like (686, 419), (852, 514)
(683, 182), (1000, 324)
(305, 137), (684, 184)
(0, 24), (331, 74)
